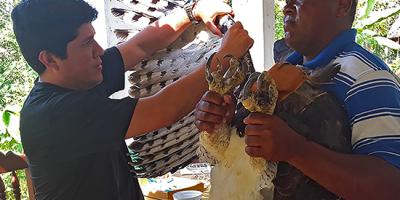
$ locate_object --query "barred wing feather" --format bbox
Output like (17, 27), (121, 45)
(107, 0), (220, 177)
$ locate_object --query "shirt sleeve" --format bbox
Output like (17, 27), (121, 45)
(344, 70), (400, 168)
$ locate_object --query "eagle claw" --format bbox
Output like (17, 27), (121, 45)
(240, 71), (278, 115)
(206, 53), (247, 95)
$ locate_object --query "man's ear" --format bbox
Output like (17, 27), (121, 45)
(38, 50), (60, 71)
(337, 0), (353, 18)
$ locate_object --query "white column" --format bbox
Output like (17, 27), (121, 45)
(232, 0), (275, 71)
(85, 0), (108, 49)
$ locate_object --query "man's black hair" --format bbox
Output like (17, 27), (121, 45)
(11, 0), (98, 74)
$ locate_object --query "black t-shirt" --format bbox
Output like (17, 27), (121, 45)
(20, 47), (144, 200)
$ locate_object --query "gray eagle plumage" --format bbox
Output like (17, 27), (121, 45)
(106, 0), (222, 178)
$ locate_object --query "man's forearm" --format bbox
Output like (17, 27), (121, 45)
(290, 138), (400, 200)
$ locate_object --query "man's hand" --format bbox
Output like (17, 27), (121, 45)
(243, 113), (307, 162)
(195, 91), (236, 133)
(193, 0), (234, 36)
(210, 22), (253, 71)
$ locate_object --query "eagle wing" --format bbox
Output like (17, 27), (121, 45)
(107, 0), (221, 178)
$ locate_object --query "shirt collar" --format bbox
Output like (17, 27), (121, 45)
(286, 29), (357, 69)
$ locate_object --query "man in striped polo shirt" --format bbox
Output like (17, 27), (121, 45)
(248, 0), (400, 198)
(194, 0), (400, 199)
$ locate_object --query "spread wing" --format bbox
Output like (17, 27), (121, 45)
(107, 0), (221, 178)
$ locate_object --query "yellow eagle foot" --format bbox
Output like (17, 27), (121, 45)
(206, 53), (247, 95)
(240, 71), (278, 115)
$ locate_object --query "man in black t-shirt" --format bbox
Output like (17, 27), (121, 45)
(11, 0), (254, 199)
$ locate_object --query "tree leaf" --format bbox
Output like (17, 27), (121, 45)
(2, 110), (16, 127)
(374, 36), (400, 50)
(360, 0), (377, 20)
(362, 29), (378, 36)
(356, 7), (400, 30)
(2, 110), (11, 127)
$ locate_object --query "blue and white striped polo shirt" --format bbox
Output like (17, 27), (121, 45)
(286, 29), (400, 168)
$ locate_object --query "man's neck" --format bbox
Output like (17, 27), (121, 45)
(303, 26), (351, 62)
(39, 73), (80, 90)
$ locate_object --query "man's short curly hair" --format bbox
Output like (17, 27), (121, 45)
(12, 0), (98, 74)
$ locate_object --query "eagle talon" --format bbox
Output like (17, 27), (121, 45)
(206, 53), (223, 85)
(240, 71), (278, 115)
(206, 54), (247, 95)
(240, 72), (260, 100)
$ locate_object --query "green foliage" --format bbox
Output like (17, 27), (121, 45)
(1, 110), (22, 152)
(1, 109), (27, 200)
(392, 57), (400, 73)
(0, 1), (31, 199)
(360, 0), (377, 20)
(355, 0), (400, 69)
(274, 0), (400, 70)
(274, 0), (285, 41)
(0, 0), (25, 157)
(0, 0), (36, 110)
(1, 172), (29, 200)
